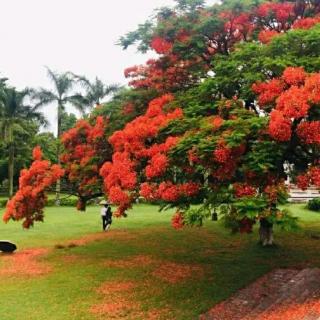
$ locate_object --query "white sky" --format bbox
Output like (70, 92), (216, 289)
(0, 0), (217, 133)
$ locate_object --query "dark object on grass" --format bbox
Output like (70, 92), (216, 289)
(0, 241), (17, 253)
(307, 198), (320, 212)
(211, 210), (218, 221)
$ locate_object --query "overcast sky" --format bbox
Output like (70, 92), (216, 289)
(0, 0), (216, 133)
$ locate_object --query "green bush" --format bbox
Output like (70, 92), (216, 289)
(46, 197), (98, 207)
(0, 197), (98, 208)
(307, 198), (320, 212)
(0, 199), (7, 208)
(46, 198), (78, 207)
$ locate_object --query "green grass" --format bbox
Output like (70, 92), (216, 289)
(0, 203), (319, 320)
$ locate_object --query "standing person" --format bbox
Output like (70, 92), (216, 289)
(105, 203), (112, 231)
(99, 200), (112, 231)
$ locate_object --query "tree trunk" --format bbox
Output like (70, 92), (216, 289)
(259, 218), (274, 246)
(55, 103), (62, 205)
(8, 143), (14, 198)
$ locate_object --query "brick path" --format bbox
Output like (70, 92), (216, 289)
(200, 268), (320, 320)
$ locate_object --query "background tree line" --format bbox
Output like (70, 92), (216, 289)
(0, 68), (119, 199)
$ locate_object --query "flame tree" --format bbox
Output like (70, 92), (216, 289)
(5, 0), (320, 245)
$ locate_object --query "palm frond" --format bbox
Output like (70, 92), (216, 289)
(66, 94), (88, 114)
(31, 88), (57, 108)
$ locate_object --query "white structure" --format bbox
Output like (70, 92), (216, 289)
(288, 185), (320, 202)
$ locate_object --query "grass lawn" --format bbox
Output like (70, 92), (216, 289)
(0, 203), (319, 319)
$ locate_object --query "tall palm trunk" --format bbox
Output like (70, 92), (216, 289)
(7, 125), (14, 198)
(55, 103), (62, 205)
(8, 144), (14, 198)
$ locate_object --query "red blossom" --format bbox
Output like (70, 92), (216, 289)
(211, 116), (224, 130)
(304, 73), (320, 104)
(268, 110), (292, 142)
(150, 37), (173, 54)
(180, 182), (200, 197)
(258, 30), (280, 44)
(158, 181), (180, 202)
(252, 79), (284, 106)
(3, 147), (65, 228)
(139, 183), (158, 201)
(233, 183), (256, 198)
(296, 121), (320, 144)
(296, 174), (309, 190)
(309, 167), (320, 187)
(282, 67), (306, 86)
(293, 17), (320, 30)
(276, 86), (309, 119)
(145, 153), (168, 179)
(171, 211), (184, 229)
(32, 146), (42, 161)
(188, 149), (200, 164)
(214, 145), (231, 163)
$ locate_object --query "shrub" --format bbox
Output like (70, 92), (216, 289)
(0, 199), (7, 208)
(46, 197), (98, 207)
(307, 198), (320, 212)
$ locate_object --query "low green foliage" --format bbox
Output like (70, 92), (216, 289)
(307, 198), (320, 212)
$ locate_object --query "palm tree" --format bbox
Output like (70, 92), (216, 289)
(33, 67), (84, 204)
(0, 87), (47, 197)
(72, 75), (119, 113)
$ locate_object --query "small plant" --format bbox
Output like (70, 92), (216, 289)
(307, 198), (320, 212)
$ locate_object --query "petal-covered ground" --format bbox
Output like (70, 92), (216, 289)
(201, 268), (320, 320)
(0, 204), (320, 320)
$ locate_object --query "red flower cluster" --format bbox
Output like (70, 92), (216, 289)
(150, 37), (173, 54)
(145, 154), (168, 179)
(171, 211), (185, 229)
(3, 147), (65, 228)
(220, 11), (254, 41)
(211, 142), (246, 181)
(101, 95), (183, 216)
(296, 174), (309, 190)
(256, 2), (294, 23)
(293, 16), (320, 30)
(268, 110), (292, 142)
(258, 30), (280, 44)
(61, 116), (108, 207)
(252, 79), (284, 106)
(304, 73), (320, 104)
(264, 182), (287, 203)
(139, 183), (158, 201)
(233, 183), (256, 198)
(139, 181), (200, 203)
(296, 167), (320, 190)
(188, 149), (200, 164)
(211, 116), (224, 130)
(297, 121), (320, 144)
(253, 68), (320, 143)
(276, 86), (309, 119)
(282, 67), (306, 86)
(214, 144), (231, 163)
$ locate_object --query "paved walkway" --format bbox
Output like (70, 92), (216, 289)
(201, 268), (320, 320)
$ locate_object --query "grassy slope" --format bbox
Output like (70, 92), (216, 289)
(0, 203), (319, 320)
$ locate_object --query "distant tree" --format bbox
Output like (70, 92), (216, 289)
(32, 132), (57, 164)
(33, 67), (83, 203)
(0, 87), (46, 197)
(72, 75), (119, 113)
(60, 111), (77, 134)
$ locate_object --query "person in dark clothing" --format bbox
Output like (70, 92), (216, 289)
(100, 201), (113, 231)
(105, 204), (112, 230)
